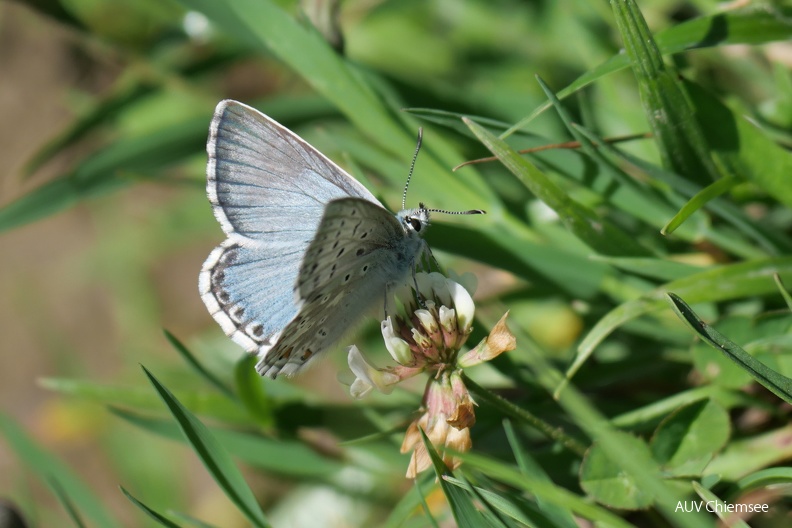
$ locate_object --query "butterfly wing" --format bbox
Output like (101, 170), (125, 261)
(256, 197), (426, 378)
(199, 100), (383, 355)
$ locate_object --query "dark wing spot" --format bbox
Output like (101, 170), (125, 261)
(251, 324), (263, 336)
(356, 248), (365, 256)
(337, 248), (345, 257)
(279, 346), (294, 360)
(301, 349), (314, 361)
(361, 232), (368, 239)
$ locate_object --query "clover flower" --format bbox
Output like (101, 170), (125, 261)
(347, 271), (516, 477)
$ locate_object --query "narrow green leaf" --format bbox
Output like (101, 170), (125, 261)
(109, 407), (342, 477)
(733, 468), (792, 498)
(662, 177), (738, 235)
(233, 355), (275, 427)
(502, 421), (578, 528)
(442, 477), (519, 527)
(576, 257), (792, 374)
(164, 330), (235, 400)
(691, 483), (751, 528)
(611, 386), (749, 431)
(120, 487), (183, 528)
(590, 256), (707, 282)
(707, 427), (792, 481)
(48, 477), (88, 528)
(685, 79), (792, 209)
(775, 274), (792, 309)
(0, 413), (119, 528)
(418, 428), (488, 528)
(667, 293), (792, 404)
(40, 378), (252, 425)
(463, 116), (646, 257)
(505, 7), (792, 137)
(454, 451), (636, 528)
(141, 366), (270, 528)
(612, 0), (719, 183)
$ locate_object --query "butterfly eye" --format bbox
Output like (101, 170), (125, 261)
(409, 217), (422, 232)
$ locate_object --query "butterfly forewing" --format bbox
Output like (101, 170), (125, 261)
(200, 101), (385, 360)
(256, 198), (426, 378)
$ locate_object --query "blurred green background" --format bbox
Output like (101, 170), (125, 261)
(2, 0), (792, 526)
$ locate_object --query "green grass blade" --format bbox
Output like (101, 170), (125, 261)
(685, 79), (792, 210)
(732, 468), (792, 498)
(463, 116), (646, 257)
(502, 421), (578, 528)
(505, 6), (792, 137)
(454, 451), (636, 528)
(576, 257), (792, 374)
(47, 477), (88, 528)
(691, 483), (750, 528)
(0, 413), (119, 528)
(141, 366), (270, 528)
(109, 407), (342, 477)
(164, 330), (235, 400)
(120, 486), (183, 528)
(667, 293), (792, 404)
(612, 0), (719, 183)
(514, 332), (713, 527)
(418, 429), (489, 528)
(661, 177), (738, 235)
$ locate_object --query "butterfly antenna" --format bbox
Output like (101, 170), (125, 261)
(402, 128), (423, 210)
(425, 206), (487, 215)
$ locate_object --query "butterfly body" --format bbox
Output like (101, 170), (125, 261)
(199, 100), (429, 378)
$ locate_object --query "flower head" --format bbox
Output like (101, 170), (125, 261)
(346, 271), (516, 477)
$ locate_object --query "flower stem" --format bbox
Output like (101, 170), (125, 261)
(461, 372), (588, 457)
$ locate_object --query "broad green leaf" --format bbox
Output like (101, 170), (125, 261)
(650, 400), (730, 477)
(0, 413), (119, 528)
(142, 366), (270, 528)
(580, 432), (655, 510)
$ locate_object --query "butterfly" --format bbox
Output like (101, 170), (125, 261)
(199, 100), (482, 378)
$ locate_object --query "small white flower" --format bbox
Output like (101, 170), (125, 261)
(347, 346), (400, 398)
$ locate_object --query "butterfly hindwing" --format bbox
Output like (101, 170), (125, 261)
(200, 101), (385, 356)
(256, 197), (426, 378)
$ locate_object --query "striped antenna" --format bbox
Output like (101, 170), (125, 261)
(402, 128), (423, 210)
(403, 128), (487, 216)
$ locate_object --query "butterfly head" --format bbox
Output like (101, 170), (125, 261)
(398, 203), (430, 236)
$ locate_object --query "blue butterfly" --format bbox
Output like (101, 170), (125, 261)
(199, 100), (482, 378)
